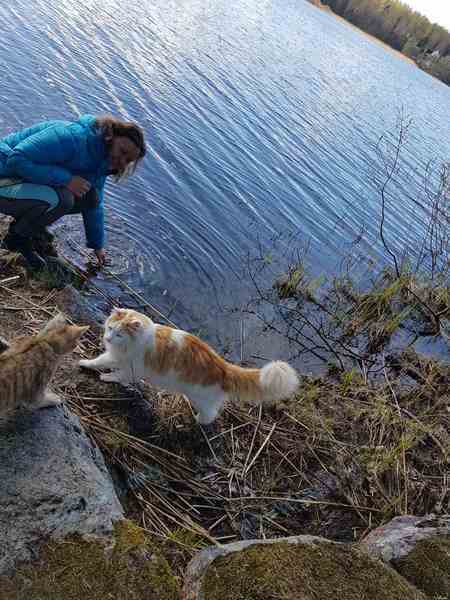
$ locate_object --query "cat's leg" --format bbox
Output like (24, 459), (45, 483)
(34, 389), (63, 409)
(196, 408), (220, 426)
(79, 352), (116, 371)
(191, 391), (225, 425)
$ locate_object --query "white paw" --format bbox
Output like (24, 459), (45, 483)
(195, 412), (216, 426)
(100, 372), (120, 383)
(79, 359), (93, 369)
(44, 397), (63, 407)
(37, 391), (63, 408)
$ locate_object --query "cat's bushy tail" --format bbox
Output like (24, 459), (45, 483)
(225, 360), (299, 405)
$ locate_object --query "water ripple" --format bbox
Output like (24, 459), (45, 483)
(0, 0), (449, 354)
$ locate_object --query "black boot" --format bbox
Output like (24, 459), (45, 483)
(32, 228), (58, 257)
(2, 231), (47, 271)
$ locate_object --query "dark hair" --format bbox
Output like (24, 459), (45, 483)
(95, 115), (146, 181)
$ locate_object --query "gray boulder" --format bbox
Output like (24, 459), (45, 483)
(360, 514), (450, 563)
(181, 535), (426, 600)
(360, 515), (450, 598)
(0, 405), (123, 574)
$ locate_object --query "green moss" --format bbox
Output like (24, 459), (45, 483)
(0, 520), (180, 600)
(201, 541), (426, 600)
(394, 536), (450, 599)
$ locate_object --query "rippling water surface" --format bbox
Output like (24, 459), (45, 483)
(1, 0), (449, 364)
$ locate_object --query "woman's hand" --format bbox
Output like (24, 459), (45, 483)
(66, 176), (91, 198)
(94, 248), (107, 265)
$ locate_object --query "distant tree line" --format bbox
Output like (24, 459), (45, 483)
(320, 0), (450, 84)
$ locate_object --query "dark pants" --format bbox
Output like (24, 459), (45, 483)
(0, 179), (90, 237)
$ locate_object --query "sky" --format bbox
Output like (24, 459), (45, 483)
(403, 0), (450, 31)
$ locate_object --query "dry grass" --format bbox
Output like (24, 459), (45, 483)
(0, 220), (449, 577)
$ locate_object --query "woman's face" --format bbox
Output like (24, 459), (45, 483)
(110, 136), (141, 173)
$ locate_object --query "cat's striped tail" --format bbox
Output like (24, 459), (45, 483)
(225, 360), (299, 405)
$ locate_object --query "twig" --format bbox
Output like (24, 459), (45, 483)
(0, 286), (54, 315)
(209, 422), (251, 441)
(199, 424), (219, 463)
(243, 422), (277, 477)
(0, 275), (20, 285)
(383, 364), (408, 514)
(226, 495), (382, 512)
(0, 305), (43, 311)
(242, 405), (262, 476)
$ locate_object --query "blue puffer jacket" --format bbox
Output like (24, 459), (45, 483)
(0, 114), (111, 249)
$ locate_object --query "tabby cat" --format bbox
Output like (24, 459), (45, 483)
(80, 308), (299, 425)
(0, 314), (88, 417)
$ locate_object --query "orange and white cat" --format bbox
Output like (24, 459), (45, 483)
(79, 308), (299, 424)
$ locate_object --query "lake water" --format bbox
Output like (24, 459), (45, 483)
(1, 0), (449, 366)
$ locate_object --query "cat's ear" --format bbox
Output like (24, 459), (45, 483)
(126, 319), (143, 333)
(67, 325), (90, 342)
(48, 324), (89, 354)
(43, 313), (67, 332)
(111, 308), (127, 320)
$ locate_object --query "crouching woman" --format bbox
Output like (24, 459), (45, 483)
(0, 114), (146, 270)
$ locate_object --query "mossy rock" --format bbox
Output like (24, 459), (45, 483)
(0, 520), (180, 600)
(183, 536), (427, 600)
(394, 536), (450, 599)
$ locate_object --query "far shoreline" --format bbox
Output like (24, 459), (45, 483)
(309, 0), (417, 66)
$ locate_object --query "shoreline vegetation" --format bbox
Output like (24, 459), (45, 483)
(308, 0), (450, 85)
(0, 134), (448, 580)
(0, 219), (448, 581)
(0, 120), (448, 585)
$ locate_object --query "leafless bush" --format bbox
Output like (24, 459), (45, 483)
(241, 116), (449, 376)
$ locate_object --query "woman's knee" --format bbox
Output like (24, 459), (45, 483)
(56, 188), (75, 213)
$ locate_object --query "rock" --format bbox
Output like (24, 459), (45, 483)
(361, 515), (450, 598)
(0, 405), (124, 574)
(181, 535), (426, 600)
(55, 284), (107, 331)
(395, 536), (450, 599)
(0, 519), (180, 600)
(360, 514), (449, 562)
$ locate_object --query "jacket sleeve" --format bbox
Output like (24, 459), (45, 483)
(5, 125), (76, 186)
(81, 205), (105, 250)
(81, 178), (107, 250)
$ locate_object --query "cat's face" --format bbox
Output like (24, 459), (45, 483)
(104, 308), (150, 348)
(46, 324), (89, 354)
(42, 314), (89, 354)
